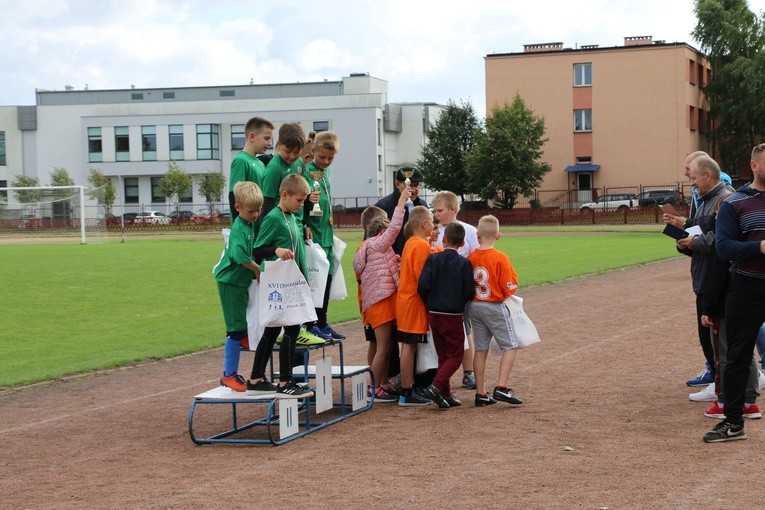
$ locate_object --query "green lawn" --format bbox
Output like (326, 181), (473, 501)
(0, 227), (681, 387)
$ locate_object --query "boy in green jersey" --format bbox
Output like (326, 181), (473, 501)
(248, 174), (314, 397)
(303, 131), (345, 341)
(228, 117), (274, 221)
(213, 181), (264, 392)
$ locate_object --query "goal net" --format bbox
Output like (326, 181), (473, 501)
(0, 185), (108, 243)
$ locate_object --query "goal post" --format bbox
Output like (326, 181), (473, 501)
(0, 185), (108, 243)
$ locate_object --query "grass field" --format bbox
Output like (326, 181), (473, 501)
(0, 227), (681, 387)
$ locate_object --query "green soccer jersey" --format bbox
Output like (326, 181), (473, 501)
(262, 155), (306, 224)
(213, 216), (256, 287)
(255, 205), (306, 277)
(303, 161), (334, 249)
(229, 151), (265, 191)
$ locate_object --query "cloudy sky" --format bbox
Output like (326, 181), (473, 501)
(2, 0), (764, 115)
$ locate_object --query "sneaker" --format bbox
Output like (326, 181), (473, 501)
(687, 368), (714, 387)
(398, 391), (431, 407)
(373, 387), (398, 403)
(462, 371), (476, 389)
(238, 337), (250, 350)
(423, 384), (450, 409)
(689, 382), (716, 402)
(320, 324), (346, 340)
(220, 373), (247, 392)
(308, 325), (332, 341)
(276, 380), (314, 398)
(493, 387), (524, 406)
(744, 403), (762, 419)
(703, 421), (746, 443)
(296, 329), (326, 346)
(475, 393), (497, 407)
(705, 401), (725, 419)
(444, 395), (462, 407)
(246, 379), (278, 394)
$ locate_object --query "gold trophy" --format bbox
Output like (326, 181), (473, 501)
(401, 169), (414, 206)
(309, 171), (323, 217)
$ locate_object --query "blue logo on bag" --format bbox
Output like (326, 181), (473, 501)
(268, 290), (283, 303)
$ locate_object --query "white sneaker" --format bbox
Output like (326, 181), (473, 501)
(689, 382), (716, 402)
(759, 369), (765, 391)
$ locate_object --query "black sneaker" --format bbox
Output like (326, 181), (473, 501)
(703, 421), (747, 443)
(462, 371), (476, 389)
(246, 379), (277, 394)
(398, 391), (431, 407)
(423, 384), (450, 409)
(493, 387), (523, 406)
(475, 393), (497, 407)
(444, 395), (462, 407)
(276, 380), (314, 398)
(413, 386), (433, 402)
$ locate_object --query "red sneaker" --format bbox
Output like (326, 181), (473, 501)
(744, 403), (762, 419)
(238, 337), (250, 350)
(220, 373), (247, 392)
(704, 401), (725, 419)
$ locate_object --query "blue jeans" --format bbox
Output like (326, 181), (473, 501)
(757, 323), (765, 370)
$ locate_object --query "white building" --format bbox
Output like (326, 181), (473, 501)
(0, 74), (441, 211)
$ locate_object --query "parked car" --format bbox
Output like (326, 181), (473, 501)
(636, 189), (685, 207)
(579, 194), (638, 212)
(168, 210), (193, 222)
(134, 211), (171, 224)
(191, 207), (226, 223)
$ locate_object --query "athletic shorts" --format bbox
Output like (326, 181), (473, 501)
(363, 323), (377, 342)
(217, 281), (248, 333)
(468, 300), (520, 352)
(365, 293), (397, 329)
(397, 331), (426, 345)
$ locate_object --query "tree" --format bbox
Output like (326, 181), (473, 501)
(199, 172), (226, 213)
(11, 175), (43, 204)
(693, 0), (765, 177)
(418, 99), (482, 201)
(50, 167), (76, 199)
(87, 169), (117, 214)
(158, 161), (193, 211)
(465, 94), (551, 209)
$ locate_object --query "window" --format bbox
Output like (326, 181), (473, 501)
(196, 124), (220, 160)
(231, 124), (245, 151)
(219, 90), (235, 97)
(574, 63), (592, 87)
(131, 93), (144, 100)
(0, 131), (6, 166)
(163, 91), (175, 99)
(124, 177), (139, 204)
(313, 121), (329, 133)
(0, 180), (7, 203)
(169, 125), (184, 160)
(115, 126), (130, 161)
(151, 177), (165, 203)
(574, 109), (592, 132)
(87, 127), (102, 163)
(180, 186), (193, 203)
(576, 156), (592, 164)
(142, 126), (157, 161)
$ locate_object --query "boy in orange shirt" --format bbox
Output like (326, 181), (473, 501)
(467, 215), (524, 407)
(395, 205), (434, 406)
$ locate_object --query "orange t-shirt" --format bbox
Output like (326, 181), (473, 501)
(467, 247), (518, 302)
(395, 236), (430, 334)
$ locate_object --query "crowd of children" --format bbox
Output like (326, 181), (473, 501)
(214, 117), (527, 407)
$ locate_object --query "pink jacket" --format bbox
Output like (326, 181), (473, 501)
(353, 206), (404, 312)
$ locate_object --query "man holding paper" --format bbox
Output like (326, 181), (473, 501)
(664, 155), (731, 400)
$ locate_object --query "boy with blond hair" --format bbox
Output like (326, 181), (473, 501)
(431, 190), (480, 389)
(247, 174), (313, 397)
(213, 181), (264, 391)
(396, 205), (435, 406)
(228, 117), (274, 221)
(467, 215), (524, 407)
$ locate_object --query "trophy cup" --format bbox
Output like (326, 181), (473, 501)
(401, 169), (414, 206)
(309, 172), (323, 217)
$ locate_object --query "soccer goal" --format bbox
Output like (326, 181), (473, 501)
(0, 185), (108, 243)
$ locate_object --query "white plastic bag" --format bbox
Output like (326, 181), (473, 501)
(259, 259), (318, 327)
(329, 235), (348, 301)
(304, 240), (330, 307)
(246, 279), (264, 351)
(503, 295), (540, 348)
(416, 330), (439, 374)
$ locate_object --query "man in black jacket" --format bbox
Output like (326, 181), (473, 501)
(375, 167), (428, 255)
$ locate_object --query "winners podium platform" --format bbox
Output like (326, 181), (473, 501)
(188, 339), (373, 446)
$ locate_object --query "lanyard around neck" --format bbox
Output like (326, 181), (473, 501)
(280, 208), (298, 253)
